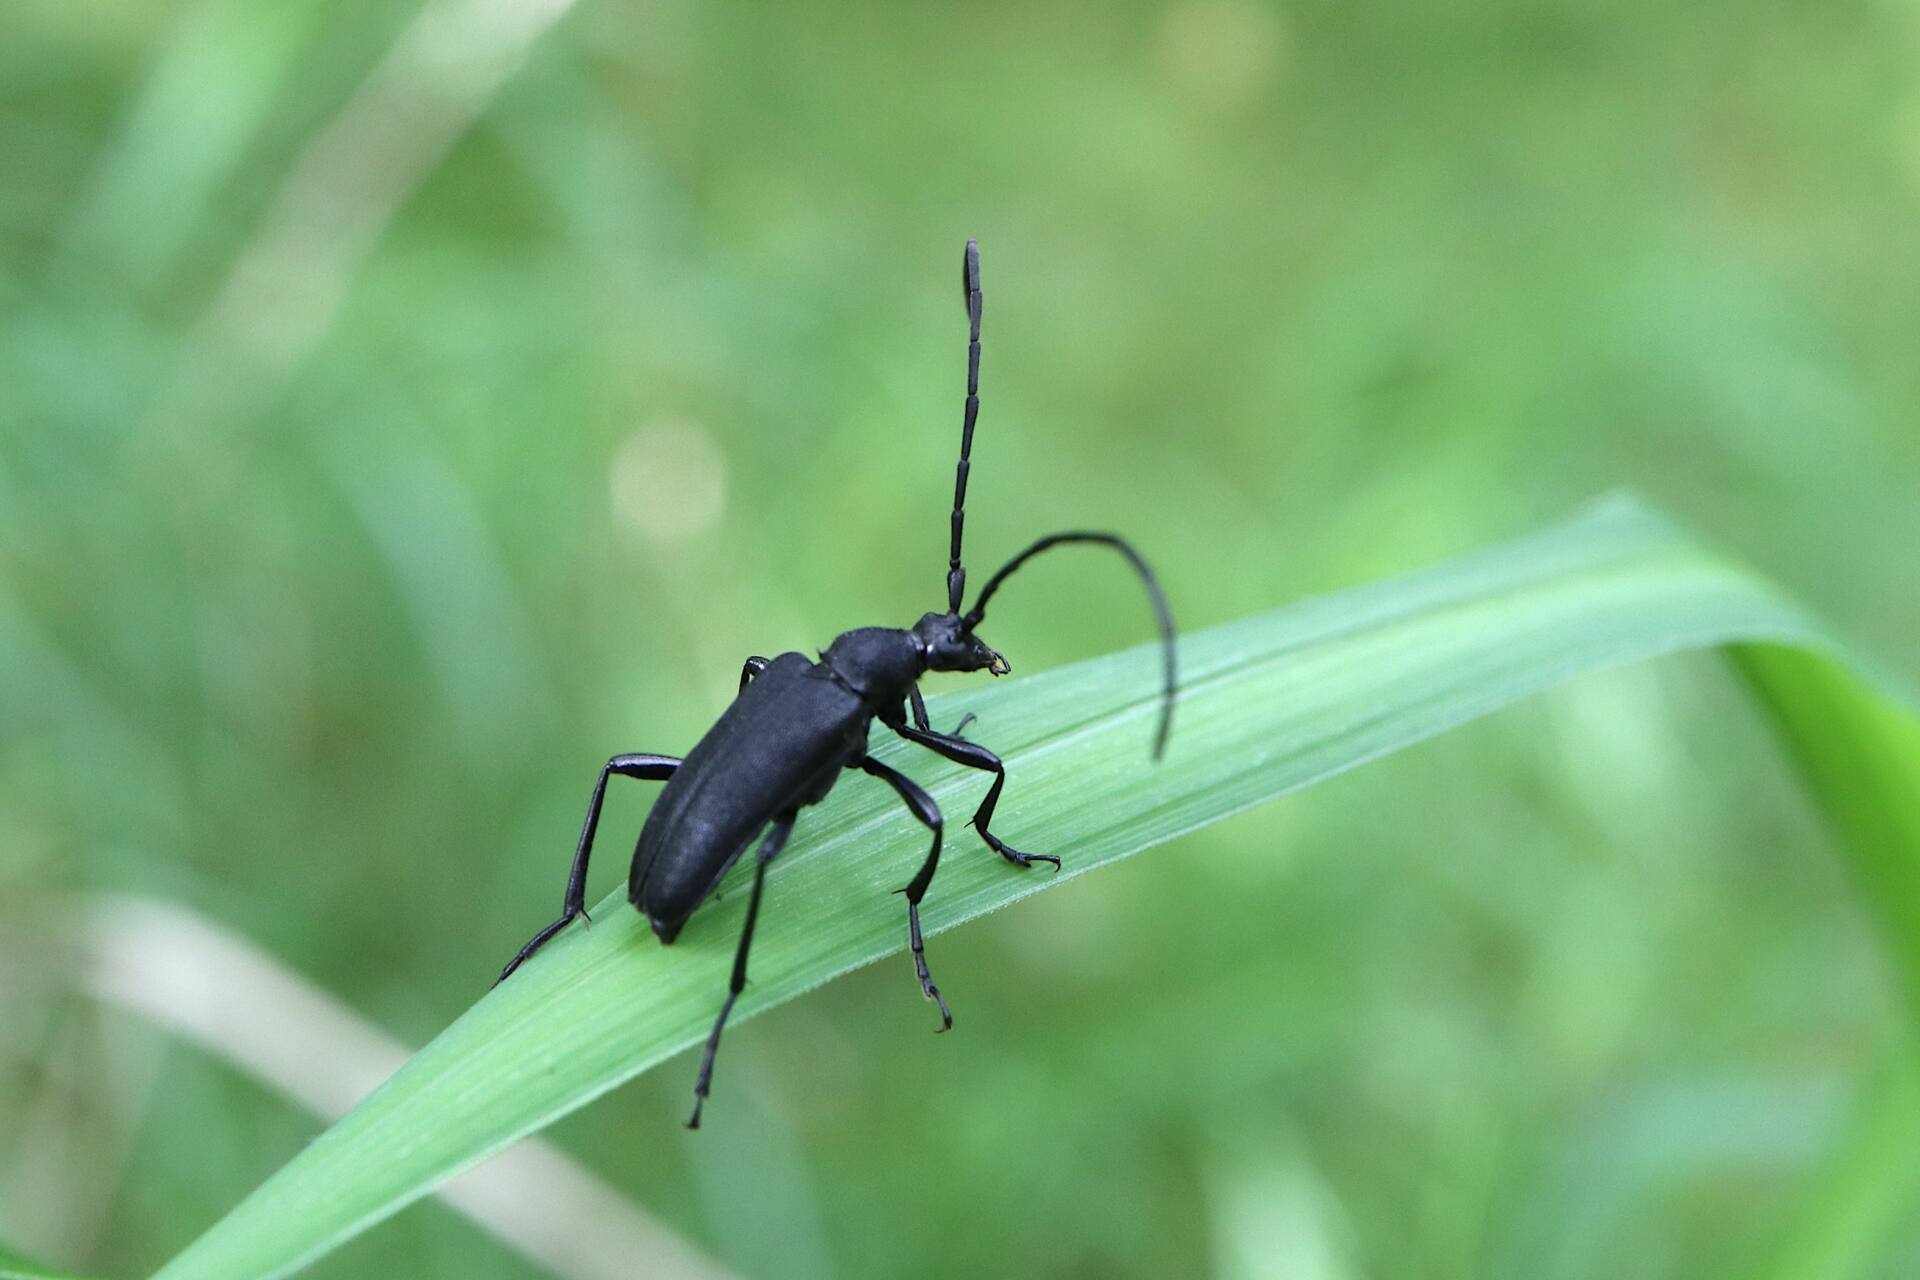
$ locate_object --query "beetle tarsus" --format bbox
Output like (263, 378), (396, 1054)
(909, 899), (953, 1031)
(990, 839), (1061, 872)
(495, 909), (582, 986)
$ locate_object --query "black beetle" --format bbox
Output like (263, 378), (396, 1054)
(498, 240), (1176, 1127)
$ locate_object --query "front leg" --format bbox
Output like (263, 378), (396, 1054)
(739, 655), (770, 693)
(908, 686), (976, 739)
(891, 721), (1057, 871)
(497, 752), (679, 984)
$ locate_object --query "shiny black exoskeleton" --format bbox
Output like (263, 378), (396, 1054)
(497, 241), (1177, 1127)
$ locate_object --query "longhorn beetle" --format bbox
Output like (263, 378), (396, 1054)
(498, 240), (1177, 1127)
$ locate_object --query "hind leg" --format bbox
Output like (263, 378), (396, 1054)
(688, 811), (797, 1128)
(497, 752), (679, 984)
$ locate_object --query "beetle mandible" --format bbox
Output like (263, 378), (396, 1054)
(497, 240), (1177, 1127)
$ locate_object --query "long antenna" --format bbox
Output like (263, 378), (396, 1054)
(964, 531), (1178, 761)
(946, 239), (982, 614)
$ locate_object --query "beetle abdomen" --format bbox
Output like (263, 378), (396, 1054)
(629, 652), (873, 939)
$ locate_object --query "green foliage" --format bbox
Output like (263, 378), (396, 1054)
(6, 2), (1920, 1275)
(0, 1243), (88, 1280)
(151, 499), (1920, 1279)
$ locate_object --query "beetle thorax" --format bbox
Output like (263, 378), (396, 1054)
(821, 627), (926, 706)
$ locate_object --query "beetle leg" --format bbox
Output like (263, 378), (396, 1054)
(909, 686), (977, 739)
(496, 752), (680, 985)
(738, 655), (770, 693)
(892, 723), (1058, 871)
(857, 756), (953, 1032)
(689, 811), (796, 1129)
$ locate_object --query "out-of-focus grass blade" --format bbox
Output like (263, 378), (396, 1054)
(152, 496), (1920, 1280)
(0, 1243), (90, 1280)
(1735, 645), (1920, 1003)
(1735, 646), (1920, 1278)
(1754, 1055), (1920, 1280)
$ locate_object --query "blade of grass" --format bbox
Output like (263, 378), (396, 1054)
(1751, 1052), (1920, 1280)
(1733, 646), (1920, 1276)
(152, 495), (1920, 1280)
(0, 1243), (90, 1280)
(1734, 644), (1920, 1003)
(80, 895), (736, 1280)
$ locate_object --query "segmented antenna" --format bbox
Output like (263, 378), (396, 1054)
(964, 531), (1179, 761)
(946, 239), (983, 614)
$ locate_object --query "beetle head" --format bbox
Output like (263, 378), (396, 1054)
(912, 611), (1009, 676)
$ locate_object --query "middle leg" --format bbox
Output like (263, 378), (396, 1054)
(857, 756), (953, 1031)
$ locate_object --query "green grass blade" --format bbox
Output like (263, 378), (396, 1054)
(1734, 645), (1920, 1005)
(1752, 1054), (1920, 1280)
(1732, 646), (1920, 1277)
(152, 496), (1919, 1280)
(0, 1243), (91, 1280)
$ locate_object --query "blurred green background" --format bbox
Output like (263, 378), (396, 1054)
(3, 0), (1918, 1276)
